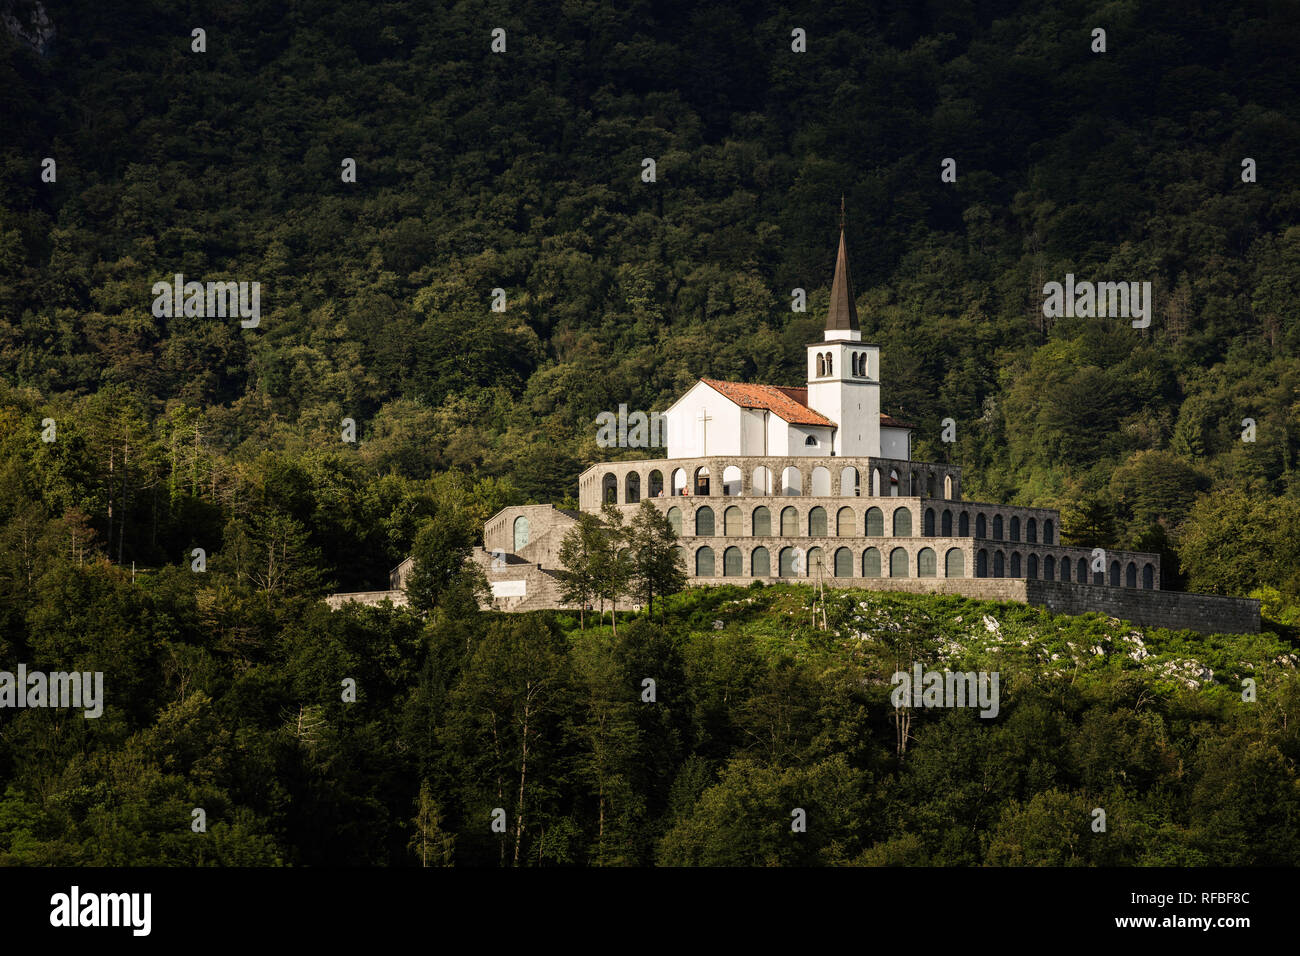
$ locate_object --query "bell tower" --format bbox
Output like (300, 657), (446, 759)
(806, 200), (880, 456)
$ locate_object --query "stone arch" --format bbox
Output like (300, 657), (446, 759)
(780, 506), (799, 536)
(1027, 554), (1038, 579)
(1044, 519), (1054, 545)
(1142, 563), (1154, 589)
(1059, 556), (1069, 581)
(862, 547), (881, 577)
(811, 466), (831, 496)
(816, 354), (826, 377)
(1026, 517), (1037, 543)
(693, 466), (711, 496)
(893, 507), (912, 536)
(807, 547), (825, 576)
(872, 468), (881, 496)
(1109, 560), (1121, 587)
(825, 353), (833, 375)
(959, 511), (970, 536)
(513, 515), (530, 552)
(992, 515), (1003, 540)
(696, 546), (715, 576)
(1126, 562), (1137, 588)
(865, 507), (884, 536)
(809, 506), (828, 536)
(918, 547), (937, 577)
(944, 474), (954, 499)
(752, 506), (772, 536)
(751, 547), (771, 576)
(1010, 516), (1020, 542)
(778, 547), (800, 577)
(889, 469), (899, 496)
(723, 506), (742, 536)
(1010, 552), (1022, 577)
(666, 507), (682, 536)
(1044, 555), (1055, 580)
(780, 466), (802, 496)
(976, 548), (988, 577)
(994, 550), (1006, 577)
(1077, 557), (1088, 583)
(626, 471), (641, 503)
(648, 470), (664, 498)
(840, 466), (859, 497)
(602, 472), (618, 504)
(752, 466), (773, 496)
(723, 546), (743, 576)
(834, 547), (854, 577)
(976, 513), (987, 538)
(695, 506), (715, 536)
(722, 465), (742, 495)
(836, 507), (855, 536)
(923, 508), (936, 536)
(889, 547), (909, 577)
(945, 548), (965, 578)
(941, 509), (953, 536)
(671, 468), (687, 496)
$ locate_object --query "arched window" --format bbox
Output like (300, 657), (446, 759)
(816, 354), (825, 377)
(696, 547), (715, 576)
(1109, 560), (1121, 587)
(959, 511), (970, 536)
(976, 514), (987, 538)
(1026, 517), (1037, 543)
(1010, 552), (1022, 577)
(781, 467), (802, 496)
(1142, 564), (1154, 589)
(834, 547), (854, 577)
(918, 548), (937, 577)
(811, 466), (831, 496)
(752, 466), (772, 496)
(872, 468), (881, 495)
(695, 507), (715, 536)
(807, 547), (824, 576)
(723, 506), (742, 536)
(752, 507), (772, 536)
(941, 509), (952, 536)
(625, 472), (641, 503)
(994, 551), (1005, 577)
(671, 468), (687, 496)
(603, 472), (618, 504)
(840, 466), (859, 497)
(945, 548), (965, 578)
(648, 470), (664, 498)
(1044, 519), (1054, 545)
(866, 507), (884, 536)
(992, 515), (1003, 540)
(826, 353), (833, 376)
(889, 469), (899, 496)
(751, 547), (771, 576)
(923, 508), (935, 536)
(778, 548), (800, 577)
(805, 435), (818, 447)
(1125, 562), (1137, 588)
(667, 507), (682, 536)
(862, 548), (881, 577)
(1027, 554), (1038, 579)
(889, 547), (909, 577)
(836, 507), (855, 536)
(780, 507), (799, 536)
(944, 475), (954, 499)
(893, 507), (912, 536)
(1044, 555), (1055, 580)
(1010, 516), (1020, 542)
(513, 516), (530, 552)
(1077, 557), (1088, 583)
(976, 549), (988, 577)
(809, 507), (827, 536)
(1060, 556), (1070, 581)
(722, 466), (742, 495)
(694, 466), (711, 496)
(724, 547), (743, 577)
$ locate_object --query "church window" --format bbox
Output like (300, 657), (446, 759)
(817, 354), (825, 377)
(826, 353), (833, 376)
(805, 435), (817, 446)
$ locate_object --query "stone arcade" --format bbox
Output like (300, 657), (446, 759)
(329, 223), (1259, 635)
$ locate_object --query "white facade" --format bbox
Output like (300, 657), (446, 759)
(805, 333), (881, 457)
(881, 426), (910, 460)
(665, 382), (839, 459)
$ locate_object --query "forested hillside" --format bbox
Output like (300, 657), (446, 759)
(2, 0), (1300, 866)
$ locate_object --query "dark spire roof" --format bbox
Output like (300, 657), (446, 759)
(826, 199), (859, 333)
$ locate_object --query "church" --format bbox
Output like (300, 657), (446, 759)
(328, 222), (1260, 635)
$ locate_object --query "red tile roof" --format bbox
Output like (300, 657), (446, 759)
(699, 379), (914, 430)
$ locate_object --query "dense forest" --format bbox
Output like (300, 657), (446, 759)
(2, 0), (1300, 864)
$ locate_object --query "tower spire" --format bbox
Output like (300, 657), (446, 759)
(826, 202), (859, 333)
